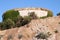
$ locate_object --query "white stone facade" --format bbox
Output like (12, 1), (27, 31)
(19, 10), (48, 17)
(16, 8), (48, 17)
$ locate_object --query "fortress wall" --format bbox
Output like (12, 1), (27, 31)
(19, 10), (48, 17)
(14, 8), (48, 17)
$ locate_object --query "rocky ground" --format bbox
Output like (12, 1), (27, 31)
(0, 16), (60, 40)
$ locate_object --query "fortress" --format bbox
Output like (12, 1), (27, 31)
(0, 8), (59, 40)
(14, 8), (49, 17)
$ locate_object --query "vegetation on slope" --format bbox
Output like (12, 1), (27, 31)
(2, 10), (19, 21)
(35, 32), (51, 40)
(0, 9), (53, 30)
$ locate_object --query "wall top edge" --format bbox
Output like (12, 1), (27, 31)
(13, 8), (49, 11)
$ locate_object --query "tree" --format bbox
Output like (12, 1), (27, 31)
(40, 16), (47, 19)
(57, 12), (60, 16)
(0, 22), (2, 30)
(15, 15), (23, 27)
(22, 16), (31, 26)
(47, 10), (53, 17)
(1, 19), (15, 30)
(2, 10), (19, 21)
(16, 16), (31, 27)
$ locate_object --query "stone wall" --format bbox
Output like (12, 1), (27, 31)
(19, 10), (48, 17)
(14, 8), (48, 17)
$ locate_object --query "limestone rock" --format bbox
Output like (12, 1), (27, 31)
(0, 16), (60, 40)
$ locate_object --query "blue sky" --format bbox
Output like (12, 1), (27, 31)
(0, 0), (60, 22)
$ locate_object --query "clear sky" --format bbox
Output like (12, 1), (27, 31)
(0, 0), (60, 22)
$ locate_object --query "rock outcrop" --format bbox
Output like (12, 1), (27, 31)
(0, 16), (60, 40)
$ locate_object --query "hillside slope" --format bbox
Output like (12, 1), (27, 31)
(0, 16), (60, 40)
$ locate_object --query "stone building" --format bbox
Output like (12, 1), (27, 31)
(14, 8), (49, 17)
(0, 8), (56, 40)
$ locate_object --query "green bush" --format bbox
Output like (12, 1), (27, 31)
(22, 16), (31, 26)
(35, 33), (47, 39)
(15, 16), (23, 27)
(23, 16), (31, 22)
(16, 16), (31, 27)
(35, 32), (51, 40)
(1, 9), (53, 30)
(57, 12), (60, 16)
(47, 10), (53, 17)
(40, 16), (47, 19)
(0, 22), (2, 30)
(1, 19), (15, 30)
(13, 15), (23, 23)
(2, 10), (19, 21)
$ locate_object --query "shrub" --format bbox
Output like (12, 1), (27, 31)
(57, 12), (60, 16)
(22, 16), (31, 26)
(2, 10), (19, 21)
(35, 32), (51, 40)
(40, 16), (47, 19)
(35, 33), (47, 39)
(23, 16), (31, 22)
(0, 22), (2, 30)
(15, 16), (31, 27)
(1, 19), (15, 30)
(14, 15), (23, 23)
(15, 16), (23, 27)
(54, 30), (58, 33)
(28, 12), (38, 19)
(47, 10), (53, 17)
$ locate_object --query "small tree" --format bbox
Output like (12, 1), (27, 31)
(16, 16), (31, 27)
(2, 10), (19, 21)
(57, 12), (60, 16)
(47, 10), (53, 17)
(1, 19), (15, 30)
(0, 22), (2, 30)
(15, 16), (23, 27)
(22, 16), (31, 26)
(40, 16), (47, 19)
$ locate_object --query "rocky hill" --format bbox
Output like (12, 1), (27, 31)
(0, 16), (60, 40)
